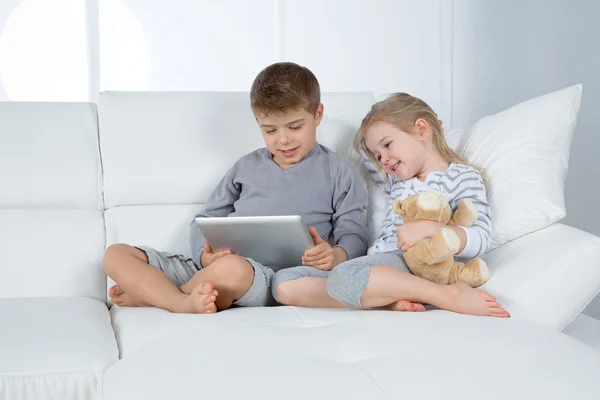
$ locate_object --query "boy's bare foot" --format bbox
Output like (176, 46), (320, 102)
(388, 300), (426, 312)
(109, 284), (147, 307)
(444, 283), (510, 318)
(108, 284), (122, 298)
(182, 283), (218, 314)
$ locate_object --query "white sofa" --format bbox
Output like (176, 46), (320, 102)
(1, 91), (600, 400)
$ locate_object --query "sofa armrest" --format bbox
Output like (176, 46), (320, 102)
(480, 223), (600, 330)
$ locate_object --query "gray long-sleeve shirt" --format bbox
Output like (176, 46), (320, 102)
(189, 144), (368, 266)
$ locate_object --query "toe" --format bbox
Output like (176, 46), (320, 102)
(204, 303), (217, 314)
(108, 285), (121, 297)
(196, 283), (213, 295)
(480, 291), (496, 302)
(490, 307), (510, 318)
(201, 294), (217, 305)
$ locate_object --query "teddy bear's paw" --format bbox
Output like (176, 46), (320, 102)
(417, 228), (460, 265)
(463, 199), (477, 216)
(441, 228), (460, 254)
(462, 258), (490, 287)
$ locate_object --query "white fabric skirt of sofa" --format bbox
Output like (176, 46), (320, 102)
(0, 297), (119, 400)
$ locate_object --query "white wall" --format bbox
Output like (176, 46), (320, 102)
(0, 0), (452, 117)
(98, 0), (452, 117)
(0, 0), (92, 101)
(452, 0), (600, 319)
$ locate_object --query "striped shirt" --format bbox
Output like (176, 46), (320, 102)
(367, 162), (492, 258)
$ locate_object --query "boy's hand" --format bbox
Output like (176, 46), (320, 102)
(200, 242), (232, 267)
(302, 226), (344, 271)
(396, 221), (441, 252)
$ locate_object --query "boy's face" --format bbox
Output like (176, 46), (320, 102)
(257, 104), (323, 169)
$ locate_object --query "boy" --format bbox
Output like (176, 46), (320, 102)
(104, 62), (368, 313)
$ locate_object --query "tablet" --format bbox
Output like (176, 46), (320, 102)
(194, 215), (314, 271)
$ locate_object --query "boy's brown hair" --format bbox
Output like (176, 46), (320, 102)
(250, 62), (321, 118)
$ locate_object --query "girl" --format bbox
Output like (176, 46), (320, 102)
(274, 93), (510, 318)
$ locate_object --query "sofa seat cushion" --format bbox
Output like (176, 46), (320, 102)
(564, 314), (600, 351)
(105, 307), (600, 400)
(109, 304), (308, 357)
(0, 297), (118, 400)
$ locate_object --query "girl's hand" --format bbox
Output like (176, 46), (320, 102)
(396, 221), (441, 252)
(302, 226), (345, 270)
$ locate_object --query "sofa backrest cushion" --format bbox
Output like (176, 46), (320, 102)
(0, 102), (106, 300)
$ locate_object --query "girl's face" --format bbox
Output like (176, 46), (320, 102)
(364, 122), (428, 181)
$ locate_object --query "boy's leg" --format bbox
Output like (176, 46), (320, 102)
(104, 244), (217, 314)
(179, 255), (270, 311)
(326, 252), (510, 318)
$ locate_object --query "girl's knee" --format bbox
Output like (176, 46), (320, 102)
(273, 280), (295, 305)
(272, 267), (303, 304)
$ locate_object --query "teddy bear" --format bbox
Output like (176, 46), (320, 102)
(392, 189), (490, 287)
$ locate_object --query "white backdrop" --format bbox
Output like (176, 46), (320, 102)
(0, 0), (452, 120)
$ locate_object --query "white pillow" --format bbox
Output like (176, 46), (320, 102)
(455, 84), (583, 248)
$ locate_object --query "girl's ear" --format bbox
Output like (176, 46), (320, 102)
(414, 118), (431, 141)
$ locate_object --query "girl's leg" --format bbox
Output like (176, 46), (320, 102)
(274, 265), (425, 311)
(327, 253), (509, 318)
(361, 266), (509, 317)
(273, 267), (345, 308)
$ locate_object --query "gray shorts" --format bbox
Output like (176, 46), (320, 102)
(272, 250), (409, 307)
(137, 246), (276, 307)
(327, 251), (409, 307)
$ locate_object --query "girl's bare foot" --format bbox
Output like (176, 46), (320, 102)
(388, 300), (426, 312)
(109, 284), (147, 307)
(182, 283), (218, 314)
(444, 283), (510, 318)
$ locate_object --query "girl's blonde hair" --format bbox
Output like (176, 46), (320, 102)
(355, 93), (475, 174)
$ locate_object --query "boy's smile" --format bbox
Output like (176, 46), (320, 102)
(256, 104), (323, 169)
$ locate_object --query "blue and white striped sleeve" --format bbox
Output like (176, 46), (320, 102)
(360, 150), (385, 184)
(448, 167), (493, 258)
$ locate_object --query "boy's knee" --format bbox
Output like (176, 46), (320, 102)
(103, 244), (146, 274)
(209, 255), (254, 288)
(103, 244), (129, 272)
